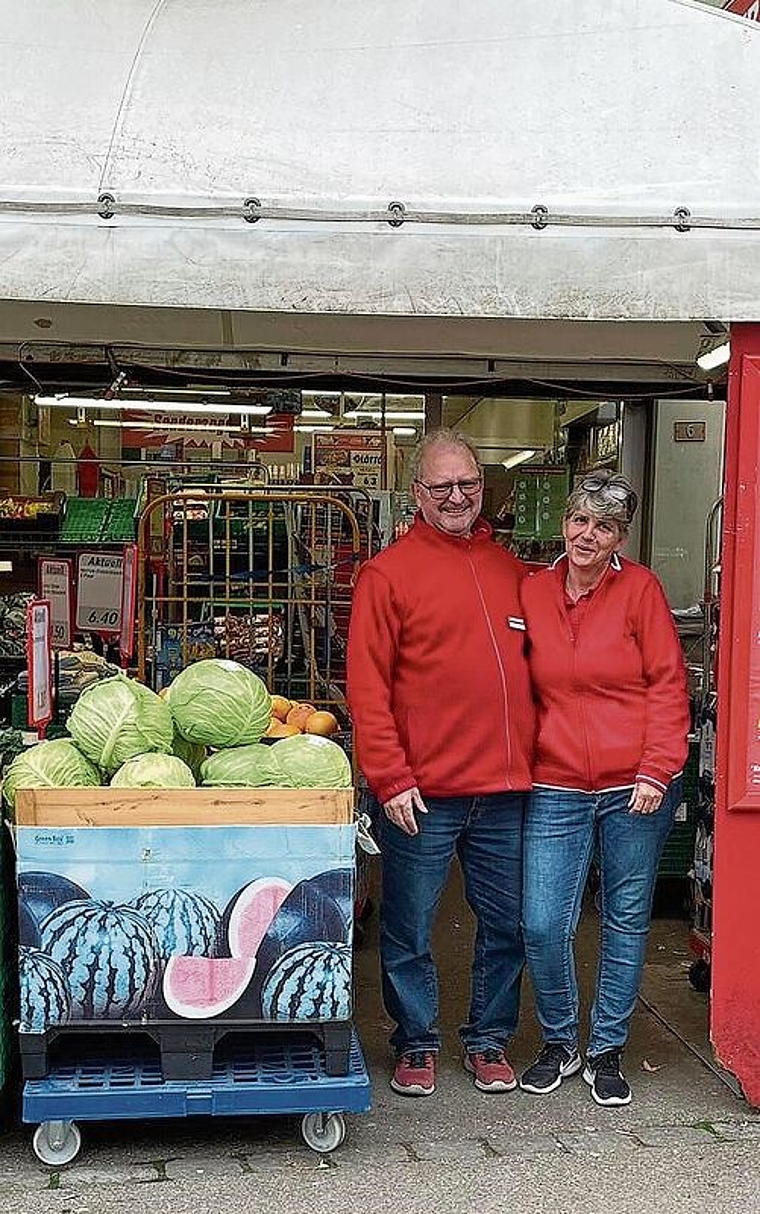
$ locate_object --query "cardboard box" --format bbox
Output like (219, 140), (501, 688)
(14, 788), (355, 1033)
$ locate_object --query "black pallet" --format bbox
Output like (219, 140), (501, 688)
(19, 1018), (353, 1083)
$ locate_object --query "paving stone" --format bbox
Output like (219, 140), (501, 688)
(163, 1155), (247, 1181)
(484, 1134), (565, 1159)
(332, 1143), (412, 1166)
(557, 1129), (641, 1155)
(705, 1121), (760, 1142)
(405, 1138), (490, 1162)
(629, 1125), (721, 1149)
(46, 1165), (160, 1186)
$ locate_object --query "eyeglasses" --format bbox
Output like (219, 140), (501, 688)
(415, 477), (482, 501)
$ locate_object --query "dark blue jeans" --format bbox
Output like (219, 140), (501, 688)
(522, 780), (681, 1057)
(379, 792), (525, 1055)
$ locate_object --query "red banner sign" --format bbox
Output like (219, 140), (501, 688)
(121, 411), (294, 453)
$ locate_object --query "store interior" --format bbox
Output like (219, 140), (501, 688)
(0, 336), (729, 1093)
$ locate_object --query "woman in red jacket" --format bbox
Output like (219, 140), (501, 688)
(518, 468), (690, 1108)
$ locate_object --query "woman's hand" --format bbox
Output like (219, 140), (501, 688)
(628, 779), (664, 815)
(383, 786), (428, 835)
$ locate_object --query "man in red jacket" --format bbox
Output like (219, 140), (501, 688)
(347, 429), (534, 1097)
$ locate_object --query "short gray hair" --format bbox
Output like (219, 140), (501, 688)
(410, 428), (481, 484)
(565, 467), (638, 532)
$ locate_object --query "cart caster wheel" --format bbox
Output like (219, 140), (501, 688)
(301, 1112), (346, 1153)
(32, 1120), (82, 1167)
(688, 959), (711, 994)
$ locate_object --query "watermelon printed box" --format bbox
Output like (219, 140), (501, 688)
(15, 821), (355, 1034)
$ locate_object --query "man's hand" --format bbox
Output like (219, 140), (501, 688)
(383, 786), (428, 835)
(628, 779), (664, 815)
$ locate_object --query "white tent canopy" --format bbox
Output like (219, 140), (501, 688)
(0, 0), (758, 323)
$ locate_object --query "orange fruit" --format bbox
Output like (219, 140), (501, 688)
(304, 710), (339, 737)
(270, 694), (292, 722)
(265, 719), (301, 738)
(286, 703), (317, 730)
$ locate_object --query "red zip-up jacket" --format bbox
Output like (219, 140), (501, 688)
(520, 554), (689, 793)
(346, 515), (534, 803)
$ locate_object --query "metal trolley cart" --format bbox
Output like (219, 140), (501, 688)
(135, 482), (380, 923)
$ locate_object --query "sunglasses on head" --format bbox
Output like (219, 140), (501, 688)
(580, 474), (630, 504)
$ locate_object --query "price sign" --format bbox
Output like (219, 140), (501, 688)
(76, 552), (124, 636)
(38, 556), (74, 649)
(26, 599), (53, 733)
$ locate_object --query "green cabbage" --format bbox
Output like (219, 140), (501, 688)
(110, 753), (196, 789)
(272, 734), (352, 789)
(168, 659), (272, 748)
(67, 675), (174, 776)
(200, 743), (290, 788)
(3, 739), (101, 810)
(171, 729), (207, 779)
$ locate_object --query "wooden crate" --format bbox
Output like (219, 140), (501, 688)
(15, 787), (354, 827)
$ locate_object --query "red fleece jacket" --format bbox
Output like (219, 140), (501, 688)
(520, 554), (689, 793)
(346, 515), (534, 803)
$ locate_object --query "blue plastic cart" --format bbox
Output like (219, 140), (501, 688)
(24, 1030), (371, 1165)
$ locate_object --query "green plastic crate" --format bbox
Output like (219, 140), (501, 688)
(658, 738), (700, 880)
(59, 497), (111, 543)
(102, 498), (137, 542)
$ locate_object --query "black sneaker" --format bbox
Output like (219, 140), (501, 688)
(583, 1050), (632, 1106)
(519, 1043), (583, 1094)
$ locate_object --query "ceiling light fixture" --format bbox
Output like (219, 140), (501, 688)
(501, 449), (538, 470)
(696, 342), (730, 372)
(69, 419), (269, 435)
(343, 410), (425, 422)
(37, 394), (272, 416)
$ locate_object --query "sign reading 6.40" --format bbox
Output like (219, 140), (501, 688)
(76, 552), (125, 637)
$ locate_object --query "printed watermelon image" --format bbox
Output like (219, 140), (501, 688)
(40, 901), (159, 1019)
(257, 942), (352, 1021)
(162, 953), (257, 1019)
(299, 869), (354, 933)
(162, 878), (294, 1020)
(130, 888), (222, 962)
(18, 900), (41, 950)
(18, 871), (91, 944)
(18, 946), (72, 1033)
(249, 877), (349, 1010)
(223, 877), (293, 959)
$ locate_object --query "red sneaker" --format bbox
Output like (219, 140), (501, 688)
(390, 1050), (436, 1096)
(464, 1048), (517, 1093)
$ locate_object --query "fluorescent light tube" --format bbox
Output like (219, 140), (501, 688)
(501, 449), (538, 470)
(696, 343), (730, 372)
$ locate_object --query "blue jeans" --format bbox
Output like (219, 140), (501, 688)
(522, 780), (681, 1058)
(379, 792), (525, 1055)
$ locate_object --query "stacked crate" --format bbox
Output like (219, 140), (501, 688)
(658, 736), (700, 880)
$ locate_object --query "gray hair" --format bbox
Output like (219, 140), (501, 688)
(565, 467), (638, 532)
(410, 428), (482, 483)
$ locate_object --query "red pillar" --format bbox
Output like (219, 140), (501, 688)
(712, 322), (760, 1104)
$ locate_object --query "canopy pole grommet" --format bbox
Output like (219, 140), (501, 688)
(531, 204), (549, 230)
(387, 201), (406, 228)
(98, 192), (115, 220)
(244, 197), (262, 223)
(673, 206), (691, 233)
